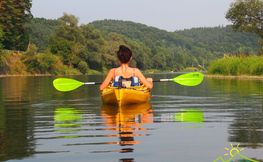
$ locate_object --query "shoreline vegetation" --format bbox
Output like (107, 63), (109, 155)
(204, 74), (263, 79)
(0, 51), (201, 77)
(2, 73), (263, 80)
(1, 51), (263, 79)
(207, 54), (263, 77)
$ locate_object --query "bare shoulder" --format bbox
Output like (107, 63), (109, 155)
(109, 68), (116, 75)
(134, 68), (144, 76)
(106, 69), (115, 77)
(134, 68), (141, 73)
(109, 68), (114, 73)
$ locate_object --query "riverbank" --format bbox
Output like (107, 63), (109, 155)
(208, 55), (263, 76)
(0, 74), (54, 77)
(204, 74), (263, 79)
(2, 73), (263, 80)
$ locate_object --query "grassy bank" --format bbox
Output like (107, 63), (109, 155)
(0, 50), (201, 76)
(204, 74), (263, 79)
(208, 56), (263, 76)
(0, 51), (102, 76)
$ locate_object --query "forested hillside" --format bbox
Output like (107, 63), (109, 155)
(177, 26), (260, 54)
(26, 18), (60, 51)
(91, 20), (260, 69)
(92, 19), (260, 52)
(2, 16), (261, 75)
(92, 20), (260, 52)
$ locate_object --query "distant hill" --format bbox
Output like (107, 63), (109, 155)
(91, 19), (194, 49)
(176, 25), (260, 53)
(91, 19), (260, 55)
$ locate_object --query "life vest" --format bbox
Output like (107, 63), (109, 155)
(112, 68), (140, 87)
(113, 76), (140, 87)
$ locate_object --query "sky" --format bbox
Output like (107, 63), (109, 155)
(31, 0), (234, 32)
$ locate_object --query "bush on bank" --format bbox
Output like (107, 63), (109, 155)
(208, 56), (263, 76)
(0, 51), (82, 75)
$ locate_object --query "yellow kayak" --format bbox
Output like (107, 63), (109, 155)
(101, 86), (151, 106)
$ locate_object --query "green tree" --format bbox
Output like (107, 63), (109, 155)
(152, 52), (166, 69)
(102, 32), (125, 68)
(77, 61), (88, 74)
(69, 42), (84, 69)
(81, 24), (105, 70)
(22, 43), (39, 73)
(56, 13), (84, 43)
(0, 0), (33, 51)
(49, 13), (85, 68)
(0, 25), (4, 67)
(127, 41), (152, 70)
(226, 0), (263, 38)
(0, 25), (4, 50)
(174, 52), (186, 70)
(49, 36), (72, 65)
(25, 18), (60, 51)
(226, 0), (263, 54)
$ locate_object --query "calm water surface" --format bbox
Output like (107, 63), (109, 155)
(0, 73), (263, 162)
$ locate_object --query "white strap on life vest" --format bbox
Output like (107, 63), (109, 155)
(133, 77), (139, 84)
(114, 76), (120, 82)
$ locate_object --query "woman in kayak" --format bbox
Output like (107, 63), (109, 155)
(100, 45), (153, 90)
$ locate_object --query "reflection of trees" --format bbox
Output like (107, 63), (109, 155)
(101, 102), (153, 156)
(0, 75), (108, 161)
(0, 76), (86, 161)
(206, 77), (263, 95)
(228, 110), (263, 149)
(206, 78), (263, 149)
(0, 103), (35, 161)
(0, 77), (35, 161)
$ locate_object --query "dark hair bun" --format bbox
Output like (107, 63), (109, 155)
(119, 45), (126, 50)
(117, 45), (132, 63)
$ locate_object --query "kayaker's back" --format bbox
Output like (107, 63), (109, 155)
(99, 45), (153, 91)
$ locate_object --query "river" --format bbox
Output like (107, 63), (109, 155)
(0, 73), (262, 162)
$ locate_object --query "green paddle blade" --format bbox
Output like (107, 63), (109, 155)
(53, 78), (84, 92)
(172, 72), (203, 86)
(174, 109), (204, 123)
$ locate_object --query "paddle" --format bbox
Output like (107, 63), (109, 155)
(153, 72), (203, 86)
(53, 78), (102, 92)
(53, 72), (203, 92)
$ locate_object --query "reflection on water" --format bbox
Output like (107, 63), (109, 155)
(228, 103), (263, 149)
(54, 108), (83, 131)
(207, 78), (263, 149)
(0, 77), (35, 161)
(174, 109), (204, 123)
(100, 102), (153, 154)
(0, 74), (263, 161)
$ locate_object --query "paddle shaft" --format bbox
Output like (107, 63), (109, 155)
(85, 79), (176, 84)
(83, 82), (103, 85)
(84, 79), (173, 85)
(153, 79), (173, 82)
